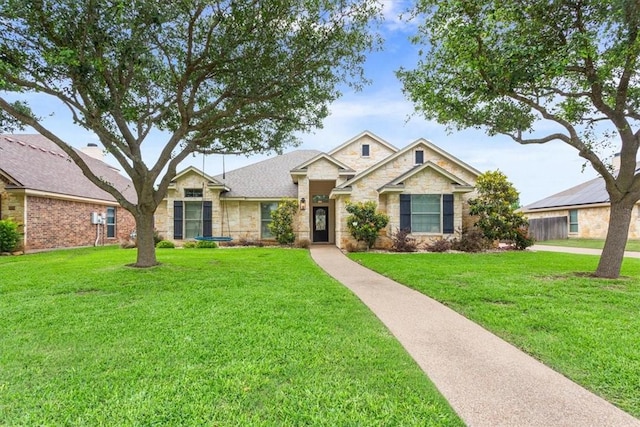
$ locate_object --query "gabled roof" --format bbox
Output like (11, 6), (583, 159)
(522, 175), (610, 211)
(289, 153), (355, 182)
(327, 130), (398, 156)
(521, 163), (640, 212)
(169, 166), (229, 190)
(0, 134), (136, 203)
(378, 161), (475, 194)
(337, 137), (481, 190)
(214, 149), (321, 198)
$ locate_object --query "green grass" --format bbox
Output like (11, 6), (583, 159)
(537, 238), (640, 252)
(349, 251), (640, 417)
(0, 247), (462, 426)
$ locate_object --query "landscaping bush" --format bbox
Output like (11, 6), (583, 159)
(391, 228), (417, 252)
(427, 238), (452, 253)
(153, 230), (164, 245)
(346, 201), (389, 249)
(451, 226), (490, 253)
(155, 240), (175, 249)
(295, 238), (311, 249)
(268, 199), (298, 245)
(0, 219), (21, 252)
(514, 226), (535, 250)
(182, 241), (198, 248)
(196, 240), (218, 249)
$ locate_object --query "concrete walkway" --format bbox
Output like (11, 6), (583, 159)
(530, 244), (640, 258)
(309, 245), (640, 427)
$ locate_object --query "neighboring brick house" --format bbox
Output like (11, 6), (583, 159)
(0, 134), (136, 251)
(521, 160), (640, 240)
(157, 131), (481, 249)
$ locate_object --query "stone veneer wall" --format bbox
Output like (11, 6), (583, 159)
(24, 196), (134, 251)
(525, 204), (640, 239)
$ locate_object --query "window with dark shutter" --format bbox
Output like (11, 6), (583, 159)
(173, 201), (183, 239)
(400, 194), (411, 232)
(443, 194), (454, 234)
(203, 201), (212, 237)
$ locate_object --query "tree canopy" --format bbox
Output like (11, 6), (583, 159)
(0, 0), (380, 266)
(398, 0), (640, 277)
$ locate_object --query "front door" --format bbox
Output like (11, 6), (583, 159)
(313, 206), (329, 242)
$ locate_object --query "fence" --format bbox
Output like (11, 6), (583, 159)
(528, 216), (568, 241)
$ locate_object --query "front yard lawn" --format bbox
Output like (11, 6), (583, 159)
(0, 247), (462, 426)
(349, 251), (640, 418)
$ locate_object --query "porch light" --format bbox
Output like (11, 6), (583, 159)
(300, 198), (307, 211)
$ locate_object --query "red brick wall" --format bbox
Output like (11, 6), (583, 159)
(25, 196), (135, 251)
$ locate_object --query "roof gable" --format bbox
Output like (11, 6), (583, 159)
(171, 166), (226, 186)
(337, 138), (481, 190)
(327, 130), (398, 156)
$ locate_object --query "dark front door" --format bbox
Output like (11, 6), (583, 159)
(313, 206), (329, 242)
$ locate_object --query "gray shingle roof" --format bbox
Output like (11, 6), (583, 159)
(522, 175), (611, 211)
(214, 149), (321, 198)
(0, 134), (136, 203)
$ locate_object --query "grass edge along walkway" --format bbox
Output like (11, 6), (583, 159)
(310, 246), (640, 426)
(0, 247), (462, 426)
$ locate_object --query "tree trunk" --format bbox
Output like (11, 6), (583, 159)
(133, 212), (158, 268)
(595, 200), (634, 278)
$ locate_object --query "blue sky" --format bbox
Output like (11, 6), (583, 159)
(9, 1), (601, 205)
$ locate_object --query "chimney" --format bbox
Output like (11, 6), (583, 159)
(612, 152), (621, 171)
(81, 143), (104, 161)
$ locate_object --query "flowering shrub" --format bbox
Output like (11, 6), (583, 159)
(346, 201), (389, 249)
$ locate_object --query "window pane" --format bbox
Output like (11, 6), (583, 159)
(106, 207), (116, 238)
(362, 144), (370, 157)
(185, 202), (202, 220)
(415, 150), (424, 164)
(569, 209), (578, 233)
(185, 188), (203, 197)
(184, 202), (202, 238)
(412, 194), (440, 213)
(261, 202), (278, 238)
(412, 214), (440, 233)
(411, 194), (441, 233)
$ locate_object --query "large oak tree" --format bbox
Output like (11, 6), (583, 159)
(398, 0), (640, 278)
(0, 0), (380, 266)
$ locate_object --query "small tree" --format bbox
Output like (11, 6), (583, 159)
(346, 201), (389, 249)
(269, 199), (298, 245)
(468, 171), (533, 250)
(0, 219), (21, 252)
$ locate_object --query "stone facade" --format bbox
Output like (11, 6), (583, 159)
(525, 204), (640, 239)
(160, 131), (481, 249)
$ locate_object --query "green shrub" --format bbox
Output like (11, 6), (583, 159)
(196, 240), (218, 249)
(269, 199), (298, 245)
(346, 201), (389, 249)
(0, 219), (21, 252)
(182, 241), (198, 248)
(155, 240), (175, 248)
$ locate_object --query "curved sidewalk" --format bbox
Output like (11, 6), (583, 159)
(310, 245), (640, 427)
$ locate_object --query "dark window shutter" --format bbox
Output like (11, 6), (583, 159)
(400, 194), (411, 232)
(443, 194), (454, 234)
(173, 201), (183, 239)
(203, 201), (212, 237)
